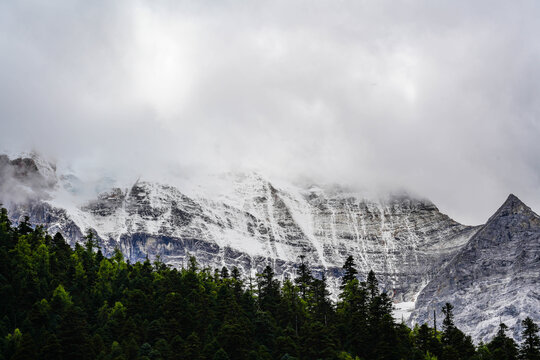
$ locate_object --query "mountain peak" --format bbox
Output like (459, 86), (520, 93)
(503, 193), (522, 205)
(500, 193), (527, 211)
(0, 152), (57, 185)
(486, 193), (539, 226)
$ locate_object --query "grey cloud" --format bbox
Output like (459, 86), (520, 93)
(1, 0), (540, 224)
(0, 154), (56, 206)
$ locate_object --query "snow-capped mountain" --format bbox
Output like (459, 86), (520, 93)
(1, 153), (539, 342)
(1, 154), (476, 299)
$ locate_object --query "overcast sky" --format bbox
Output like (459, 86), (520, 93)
(1, 1), (540, 224)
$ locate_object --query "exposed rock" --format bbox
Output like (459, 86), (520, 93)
(3, 153), (539, 342)
(5, 165), (477, 304)
(410, 194), (540, 342)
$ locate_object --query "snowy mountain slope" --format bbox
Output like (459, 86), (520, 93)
(1, 154), (477, 301)
(409, 194), (540, 342)
(6, 153), (540, 342)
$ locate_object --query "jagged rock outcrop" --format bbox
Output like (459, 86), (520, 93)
(410, 194), (540, 342)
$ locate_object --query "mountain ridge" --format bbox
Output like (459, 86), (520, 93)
(409, 193), (540, 342)
(1, 153), (538, 342)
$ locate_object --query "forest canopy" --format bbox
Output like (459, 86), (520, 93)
(0, 208), (539, 360)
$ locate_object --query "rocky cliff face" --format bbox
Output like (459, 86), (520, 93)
(409, 194), (540, 342)
(51, 174), (476, 303)
(1, 155), (476, 300)
(2, 154), (539, 342)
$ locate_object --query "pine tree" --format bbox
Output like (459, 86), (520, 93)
(183, 332), (204, 360)
(488, 322), (518, 360)
(83, 229), (98, 253)
(295, 255), (313, 300)
(337, 278), (368, 357)
(218, 321), (251, 359)
(301, 321), (336, 360)
(341, 255), (358, 289)
(0, 207), (10, 225)
(231, 266), (240, 280)
(220, 266), (230, 279)
(442, 303), (455, 333)
(57, 307), (92, 360)
(257, 266), (281, 313)
(416, 324), (432, 354)
(10, 333), (36, 360)
(213, 348), (230, 360)
(520, 317), (540, 360)
(310, 274), (333, 325)
(40, 333), (62, 360)
(17, 216), (32, 235)
(414, 323), (442, 358)
(440, 303), (475, 360)
(366, 270), (379, 299)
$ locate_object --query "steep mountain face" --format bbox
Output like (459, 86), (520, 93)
(3, 154), (539, 342)
(410, 194), (540, 342)
(1, 155), (476, 304)
(87, 178), (478, 302)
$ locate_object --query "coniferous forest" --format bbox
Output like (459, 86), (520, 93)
(1, 208), (539, 360)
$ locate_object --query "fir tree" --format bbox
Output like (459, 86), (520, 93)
(295, 255), (313, 300)
(310, 274), (333, 325)
(488, 322), (518, 360)
(520, 317), (540, 360)
(213, 348), (230, 360)
(341, 255), (358, 288)
(440, 303), (475, 360)
(17, 216), (32, 235)
(442, 303), (455, 333)
(366, 270), (379, 300)
(220, 266), (230, 279)
(257, 265), (281, 314)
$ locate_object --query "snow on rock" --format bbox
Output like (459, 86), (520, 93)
(4, 154), (539, 342)
(409, 194), (540, 343)
(10, 167), (477, 301)
(394, 301), (417, 323)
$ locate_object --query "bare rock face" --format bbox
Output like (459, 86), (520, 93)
(410, 194), (540, 342)
(8, 201), (85, 246)
(3, 153), (539, 342)
(3, 157), (476, 303)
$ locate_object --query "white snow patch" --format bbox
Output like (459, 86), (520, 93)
(394, 301), (416, 322)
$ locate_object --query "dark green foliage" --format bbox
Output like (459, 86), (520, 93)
(257, 265), (280, 314)
(213, 348), (230, 360)
(294, 255), (313, 300)
(341, 255), (358, 288)
(520, 317), (540, 360)
(414, 323), (441, 357)
(0, 208), (537, 360)
(442, 302), (455, 332)
(440, 303), (475, 360)
(487, 323), (518, 360)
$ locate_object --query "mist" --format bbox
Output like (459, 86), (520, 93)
(1, 1), (540, 224)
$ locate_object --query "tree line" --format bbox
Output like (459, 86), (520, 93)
(0, 208), (539, 360)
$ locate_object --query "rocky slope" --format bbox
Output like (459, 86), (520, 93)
(409, 194), (540, 342)
(2, 153), (539, 342)
(1, 154), (476, 300)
